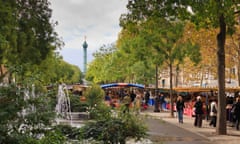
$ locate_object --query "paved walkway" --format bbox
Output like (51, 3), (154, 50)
(142, 106), (240, 144)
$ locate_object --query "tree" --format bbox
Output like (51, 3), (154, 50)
(86, 44), (118, 84)
(85, 43), (152, 84)
(14, 0), (58, 65)
(120, 3), (201, 117)
(0, 0), (17, 78)
(117, 20), (160, 86)
(182, 23), (218, 86)
(121, 0), (239, 135)
(174, 0), (239, 135)
(0, 0), (63, 84)
(225, 27), (240, 85)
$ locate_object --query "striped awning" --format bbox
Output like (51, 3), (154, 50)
(100, 83), (144, 89)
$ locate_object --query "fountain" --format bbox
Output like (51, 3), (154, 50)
(55, 83), (72, 125)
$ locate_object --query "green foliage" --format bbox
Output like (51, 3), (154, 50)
(85, 44), (122, 84)
(0, 80), (86, 144)
(70, 94), (89, 112)
(78, 86), (147, 143)
(39, 130), (66, 144)
(50, 60), (82, 84)
(0, 0), (82, 85)
(85, 84), (105, 108)
(54, 124), (82, 140)
(0, 0), (17, 64)
(0, 0), (83, 143)
(86, 42), (155, 84)
(0, 80), (58, 143)
(80, 107), (147, 144)
(14, 0), (58, 65)
(88, 103), (113, 120)
(84, 84), (105, 119)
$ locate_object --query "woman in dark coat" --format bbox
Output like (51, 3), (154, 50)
(232, 97), (240, 130)
(194, 96), (204, 127)
(176, 95), (185, 123)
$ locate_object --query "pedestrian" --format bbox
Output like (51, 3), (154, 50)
(232, 97), (240, 130)
(209, 98), (217, 127)
(122, 92), (131, 113)
(104, 92), (111, 101)
(144, 90), (150, 106)
(159, 93), (165, 111)
(134, 93), (142, 115)
(130, 90), (136, 103)
(153, 93), (160, 112)
(176, 95), (185, 123)
(194, 96), (204, 127)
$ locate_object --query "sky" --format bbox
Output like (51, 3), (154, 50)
(49, 0), (128, 71)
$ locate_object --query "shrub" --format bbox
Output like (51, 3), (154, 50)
(84, 84), (105, 108)
(70, 95), (89, 112)
(80, 106), (148, 144)
(84, 84), (105, 118)
(0, 83), (57, 144)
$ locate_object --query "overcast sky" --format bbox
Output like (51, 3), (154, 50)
(49, 0), (128, 71)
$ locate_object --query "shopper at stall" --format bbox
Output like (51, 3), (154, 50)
(209, 98), (217, 127)
(232, 97), (240, 130)
(176, 95), (185, 123)
(194, 96), (204, 128)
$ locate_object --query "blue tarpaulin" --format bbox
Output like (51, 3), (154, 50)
(100, 83), (144, 89)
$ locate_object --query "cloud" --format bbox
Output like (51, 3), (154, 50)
(49, 0), (128, 71)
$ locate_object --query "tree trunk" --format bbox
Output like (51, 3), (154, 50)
(154, 64), (160, 112)
(238, 52), (240, 86)
(200, 66), (204, 87)
(238, 35), (240, 86)
(216, 14), (227, 135)
(156, 64), (158, 91)
(169, 62), (174, 117)
(175, 65), (179, 87)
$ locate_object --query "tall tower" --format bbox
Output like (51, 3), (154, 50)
(82, 36), (88, 75)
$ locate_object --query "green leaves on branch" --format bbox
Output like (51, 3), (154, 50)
(0, 0), (81, 85)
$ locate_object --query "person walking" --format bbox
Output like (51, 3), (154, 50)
(159, 93), (165, 111)
(232, 97), (240, 130)
(209, 99), (217, 127)
(144, 90), (150, 106)
(176, 95), (185, 123)
(194, 96), (204, 127)
(122, 92), (131, 113)
(134, 93), (142, 115)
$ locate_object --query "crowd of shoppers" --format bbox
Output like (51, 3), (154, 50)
(104, 88), (240, 131)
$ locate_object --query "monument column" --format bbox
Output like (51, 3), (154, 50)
(82, 37), (88, 76)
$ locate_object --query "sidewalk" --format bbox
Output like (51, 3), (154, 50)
(142, 106), (240, 144)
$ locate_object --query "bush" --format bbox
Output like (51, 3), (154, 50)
(0, 83), (57, 144)
(84, 84), (105, 108)
(70, 95), (89, 112)
(80, 106), (148, 144)
(39, 130), (66, 144)
(84, 84), (105, 118)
